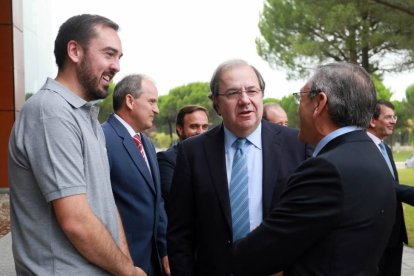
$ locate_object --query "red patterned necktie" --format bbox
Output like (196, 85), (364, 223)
(133, 134), (148, 162)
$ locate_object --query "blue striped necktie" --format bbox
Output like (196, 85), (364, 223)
(379, 141), (395, 179)
(230, 138), (250, 241)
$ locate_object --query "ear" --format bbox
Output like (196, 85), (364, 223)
(212, 96), (221, 115)
(67, 40), (83, 64)
(369, 117), (376, 128)
(176, 125), (184, 137)
(125, 94), (135, 110)
(313, 92), (328, 117)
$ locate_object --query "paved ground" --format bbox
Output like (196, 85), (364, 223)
(1, 232), (413, 275)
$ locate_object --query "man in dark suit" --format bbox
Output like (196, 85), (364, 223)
(102, 74), (169, 276)
(368, 99), (414, 275)
(167, 59), (311, 275)
(157, 105), (209, 204)
(231, 62), (396, 275)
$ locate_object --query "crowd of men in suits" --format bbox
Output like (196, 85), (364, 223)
(8, 13), (413, 276)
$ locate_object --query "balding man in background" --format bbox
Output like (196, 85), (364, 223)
(263, 103), (288, 126)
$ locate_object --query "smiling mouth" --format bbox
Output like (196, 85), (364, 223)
(102, 73), (114, 83)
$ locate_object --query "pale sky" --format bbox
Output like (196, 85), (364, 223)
(50, 0), (412, 101)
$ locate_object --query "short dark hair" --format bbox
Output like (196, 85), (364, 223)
(54, 14), (119, 69)
(112, 74), (152, 111)
(307, 62), (376, 128)
(373, 100), (395, 119)
(208, 59), (265, 112)
(176, 105), (208, 126)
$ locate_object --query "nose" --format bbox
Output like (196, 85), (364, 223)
(111, 58), (121, 73)
(238, 91), (251, 103)
(195, 126), (203, 134)
(153, 104), (159, 114)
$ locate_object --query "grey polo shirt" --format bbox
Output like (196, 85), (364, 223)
(8, 78), (119, 275)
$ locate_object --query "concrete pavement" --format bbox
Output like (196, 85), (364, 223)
(0, 233), (15, 276)
(1, 232), (414, 275)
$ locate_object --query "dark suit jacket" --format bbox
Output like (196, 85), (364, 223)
(231, 130), (396, 276)
(384, 144), (408, 246)
(102, 114), (167, 275)
(396, 184), (414, 206)
(157, 143), (179, 205)
(167, 120), (311, 275)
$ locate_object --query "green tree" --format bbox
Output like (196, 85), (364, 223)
(257, 0), (414, 78)
(25, 93), (34, 101)
(155, 82), (221, 144)
(372, 75), (393, 100)
(402, 84), (414, 144)
(373, 0), (414, 17)
(97, 82), (116, 123)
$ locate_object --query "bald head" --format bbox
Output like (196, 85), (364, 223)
(263, 103), (288, 126)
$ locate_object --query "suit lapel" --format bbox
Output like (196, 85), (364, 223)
(141, 134), (160, 192)
(386, 144), (399, 182)
(204, 125), (233, 232)
(261, 121), (283, 218)
(108, 115), (155, 193)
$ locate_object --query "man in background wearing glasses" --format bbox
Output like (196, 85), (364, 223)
(167, 59), (311, 275)
(367, 99), (414, 276)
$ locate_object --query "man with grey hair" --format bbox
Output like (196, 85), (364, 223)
(263, 102), (288, 126)
(231, 62), (396, 275)
(167, 59), (311, 275)
(102, 74), (169, 276)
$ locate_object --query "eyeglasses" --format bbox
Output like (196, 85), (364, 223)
(383, 115), (398, 122)
(292, 88), (322, 104)
(217, 88), (261, 100)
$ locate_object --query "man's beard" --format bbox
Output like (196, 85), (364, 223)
(77, 57), (109, 101)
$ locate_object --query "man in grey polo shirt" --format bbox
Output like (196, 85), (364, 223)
(8, 14), (145, 275)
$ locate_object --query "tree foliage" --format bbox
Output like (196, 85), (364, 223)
(372, 75), (393, 100)
(373, 0), (414, 17)
(154, 82), (222, 144)
(257, 0), (414, 78)
(97, 82), (116, 123)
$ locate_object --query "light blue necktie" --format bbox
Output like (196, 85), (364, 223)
(379, 141), (395, 179)
(230, 138), (250, 241)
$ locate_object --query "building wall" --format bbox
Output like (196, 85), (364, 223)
(0, 0), (24, 188)
(0, 0), (55, 187)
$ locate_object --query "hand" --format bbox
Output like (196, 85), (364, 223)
(133, 266), (147, 276)
(162, 256), (171, 276)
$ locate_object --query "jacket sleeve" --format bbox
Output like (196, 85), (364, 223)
(167, 144), (196, 275)
(157, 150), (176, 207)
(231, 158), (343, 275)
(396, 184), (414, 206)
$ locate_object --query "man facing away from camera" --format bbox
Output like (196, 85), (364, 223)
(231, 62), (396, 275)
